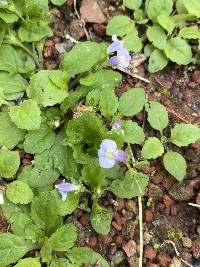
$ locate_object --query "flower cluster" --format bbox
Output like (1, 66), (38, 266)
(107, 35), (131, 69)
(98, 139), (126, 168)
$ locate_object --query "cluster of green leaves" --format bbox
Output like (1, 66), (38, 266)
(107, 0), (200, 72)
(0, 1), (200, 266)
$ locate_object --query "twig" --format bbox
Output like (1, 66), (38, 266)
(188, 202), (200, 208)
(73, 0), (90, 40)
(165, 240), (194, 267)
(128, 144), (143, 267)
(118, 67), (151, 84)
(65, 34), (78, 44)
(165, 107), (191, 124)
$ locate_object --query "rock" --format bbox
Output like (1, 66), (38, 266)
(182, 237), (192, 248)
(122, 221), (136, 240)
(145, 209), (153, 222)
(93, 23), (106, 37)
(112, 198), (125, 211)
(169, 181), (194, 201)
(148, 184), (164, 201)
(192, 239), (200, 259)
(125, 200), (137, 213)
(80, 0), (106, 24)
(110, 250), (125, 265)
(80, 213), (90, 226)
(115, 235), (123, 245)
(192, 69), (200, 84)
(163, 195), (175, 207)
(157, 251), (171, 266)
(122, 240), (137, 257)
(86, 236), (97, 248)
(170, 205), (178, 216)
(144, 246), (157, 261)
(98, 235), (113, 245)
(69, 19), (85, 40)
(112, 220), (122, 231)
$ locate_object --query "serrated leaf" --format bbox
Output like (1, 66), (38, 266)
(179, 27), (200, 39)
(6, 181), (34, 204)
(31, 191), (62, 235)
(0, 112), (25, 149)
(147, 26), (167, 50)
(67, 247), (109, 267)
(25, 0), (49, 17)
(0, 149), (20, 178)
(148, 48), (169, 73)
(14, 258), (41, 267)
(23, 122), (55, 154)
(99, 88), (118, 119)
(0, 71), (28, 100)
(9, 99), (41, 130)
(110, 171), (149, 198)
(164, 37), (192, 65)
(60, 42), (106, 78)
(123, 120), (145, 144)
(0, 44), (35, 74)
(171, 123), (200, 147)
(50, 259), (71, 267)
(119, 88), (146, 116)
(106, 15), (134, 37)
(146, 0), (173, 22)
(146, 101), (169, 133)
(123, 31), (143, 53)
(91, 202), (112, 235)
(27, 70), (69, 107)
(142, 137), (164, 159)
(82, 159), (105, 189)
(163, 151), (186, 181)
(123, 0), (142, 10)
(157, 14), (175, 33)
(183, 0), (200, 17)
(0, 233), (31, 267)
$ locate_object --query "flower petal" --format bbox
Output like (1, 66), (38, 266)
(109, 56), (119, 65)
(99, 156), (116, 168)
(115, 149), (126, 162)
(98, 148), (106, 157)
(100, 139), (117, 151)
(113, 120), (121, 128)
(60, 191), (68, 201)
(55, 182), (78, 193)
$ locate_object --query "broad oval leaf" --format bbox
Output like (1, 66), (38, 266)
(6, 181), (34, 204)
(119, 88), (146, 116)
(163, 151), (186, 181)
(141, 137), (164, 159)
(146, 0), (173, 22)
(123, 0), (142, 10)
(123, 120), (145, 144)
(146, 26), (167, 50)
(148, 48), (168, 73)
(14, 258), (41, 267)
(0, 149), (20, 178)
(106, 15), (134, 37)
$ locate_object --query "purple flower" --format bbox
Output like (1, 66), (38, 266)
(112, 120), (121, 129)
(109, 48), (131, 69)
(98, 139), (126, 168)
(55, 182), (79, 201)
(107, 35), (123, 53)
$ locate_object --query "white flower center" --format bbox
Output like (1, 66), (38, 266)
(106, 149), (116, 159)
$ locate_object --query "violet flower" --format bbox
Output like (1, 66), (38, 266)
(98, 139), (126, 168)
(55, 182), (79, 201)
(112, 120), (121, 129)
(107, 35), (123, 53)
(109, 48), (131, 69)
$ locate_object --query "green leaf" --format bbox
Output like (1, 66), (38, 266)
(99, 88), (118, 119)
(82, 159), (105, 189)
(171, 123), (200, 147)
(163, 151), (186, 181)
(179, 27), (200, 39)
(18, 18), (52, 42)
(60, 42), (106, 78)
(141, 137), (164, 159)
(91, 203), (112, 235)
(123, 0), (142, 10)
(0, 44), (35, 74)
(23, 122), (55, 154)
(0, 112), (25, 149)
(67, 247), (109, 267)
(9, 99), (41, 130)
(148, 48), (169, 73)
(27, 70), (69, 107)
(0, 87), (9, 106)
(119, 88), (146, 116)
(183, 0), (200, 17)
(14, 258), (41, 267)
(0, 9), (19, 23)
(123, 120), (145, 144)
(134, 9), (149, 24)
(0, 71), (28, 100)
(106, 15), (134, 37)
(144, 44), (155, 57)
(50, 258), (71, 267)
(0, 233), (31, 267)
(0, 149), (20, 178)
(31, 191), (62, 235)
(146, 101), (169, 133)
(110, 171), (149, 198)
(123, 31), (143, 53)
(164, 37), (192, 65)
(25, 0), (49, 17)
(146, 26), (167, 50)
(146, 0), (173, 22)
(157, 15), (175, 33)
(51, 0), (66, 5)
(6, 181), (34, 204)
